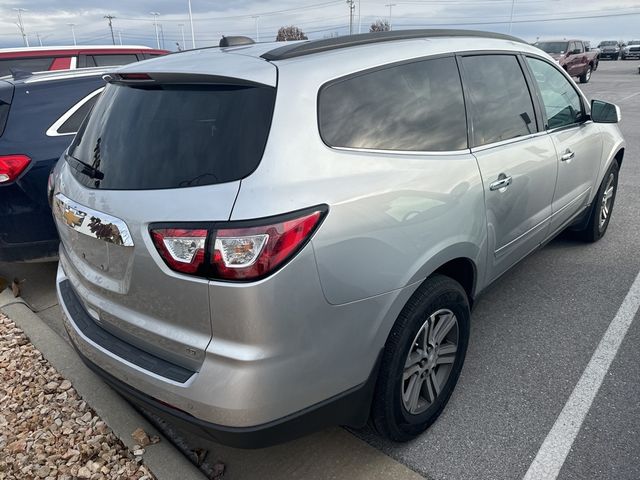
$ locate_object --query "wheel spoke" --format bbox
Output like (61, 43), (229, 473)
(406, 375), (424, 412)
(430, 370), (441, 396)
(424, 373), (436, 403)
(404, 350), (422, 369)
(403, 363), (421, 381)
(434, 312), (456, 344)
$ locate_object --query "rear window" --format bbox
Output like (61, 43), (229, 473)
(0, 57), (55, 76)
(318, 56), (468, 152)
(90, 54), (139, 67)
(67, 82), (276, 190)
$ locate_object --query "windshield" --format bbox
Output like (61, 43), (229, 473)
(535, 42), (568, 54)
(628, 40), (640, 46)
(600, 41), (618, 46)
(67, 82), (276, 190)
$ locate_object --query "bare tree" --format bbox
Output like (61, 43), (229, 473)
(369, 19), (391, 32)
(276, 26), (308, 41)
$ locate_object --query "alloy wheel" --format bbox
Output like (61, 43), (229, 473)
(402, 309), (459, 415)
(599, 173), (615, 230)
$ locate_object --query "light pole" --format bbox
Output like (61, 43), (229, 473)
(188, 0), (196, 49)
(118, 30), (123, 45)
(346, 0), (355, 35)
(36, 33), (42, 46)
(252, 15), (259, 42)
(508, 0), (516, 34)
(67, 23), (77, 46)
(178, 23), (186, 49)
(358, 0), (362, 34)
(13, 8), (29, 47)
(150, 12), (160, 48)
(104, 15), (116, 45)
(385, 3), (396, 31)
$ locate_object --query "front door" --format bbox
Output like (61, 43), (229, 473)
(525, 56), (603, 234)
(459, 54), (558, 283)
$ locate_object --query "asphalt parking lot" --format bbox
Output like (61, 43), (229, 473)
(1, 59), (638, 480)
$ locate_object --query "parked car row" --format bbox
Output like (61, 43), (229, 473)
(39, 30), (623, 448)
(597, 40), (640, 60)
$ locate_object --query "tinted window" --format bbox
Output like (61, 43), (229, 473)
(318, 56), (468, 151)
(0, 57), (54, 76)
(57, 92), (101, 134)
(91, 54), (139, 67)
(535, 42), (568, 54)
(526, 57), (583, 129)
(461, 55), (536, 147)
(67, 83), (276, 190)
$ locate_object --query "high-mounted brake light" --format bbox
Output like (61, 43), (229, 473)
(118, 73), (152, 81)
(0, 154), (31, 183)
(149, 207), (327, 281)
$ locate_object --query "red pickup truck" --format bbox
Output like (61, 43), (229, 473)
(533, 39), (599, 83)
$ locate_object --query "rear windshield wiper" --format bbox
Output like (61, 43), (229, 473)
(65, 154), (104, 180)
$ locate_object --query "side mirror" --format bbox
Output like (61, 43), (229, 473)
(591, 99), (621, 123)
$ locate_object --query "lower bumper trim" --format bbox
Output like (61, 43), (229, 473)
(72, 342), (382, 449)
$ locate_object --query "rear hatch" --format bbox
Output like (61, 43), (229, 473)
(54, 53), (277, 371)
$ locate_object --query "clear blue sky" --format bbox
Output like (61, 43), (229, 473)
(2, 0), (639, 50)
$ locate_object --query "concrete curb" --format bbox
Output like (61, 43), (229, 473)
(0, 288), (205, 480)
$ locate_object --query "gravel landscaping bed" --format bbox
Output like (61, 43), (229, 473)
(0, 312), (156, 480)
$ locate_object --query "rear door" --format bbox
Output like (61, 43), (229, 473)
(524, 56), (602, 234)
(459, 54), (558, 282)
(54, 64), (277, 369)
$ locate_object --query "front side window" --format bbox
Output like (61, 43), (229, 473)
(526, 57), (583, 129)
(318, 56), (468, 152)
(460, 55), (537, 147)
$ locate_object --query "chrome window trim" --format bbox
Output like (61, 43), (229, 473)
(470, 131), (548, 153)
(53, 193), (134, 247)
(45, 87), (104, 137)
(328, 145), (472, 157)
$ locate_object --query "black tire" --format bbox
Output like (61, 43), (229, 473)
(579, 65), (592, 83)
(576, 161), (619, 242)
(371, 275), (470, 442)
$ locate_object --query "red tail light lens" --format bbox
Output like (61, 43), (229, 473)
(150, 228), (207, 275)
(149, 207), (327, 281)
(212, 211), (323, 280)
(0, 154), (31, 183)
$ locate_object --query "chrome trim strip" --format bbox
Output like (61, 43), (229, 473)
(329, 145), (472, 157)
(46, 87), (105, 137)
(471, 131), (548, 152)
(53, 193), (134, 247)
(495, 188), (590, 255)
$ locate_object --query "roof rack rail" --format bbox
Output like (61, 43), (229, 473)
(261, 29), (526, 61)
(219, 35), (255, 48)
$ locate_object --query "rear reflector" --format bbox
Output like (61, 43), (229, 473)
(149, 207), (327, 281)
(0, 154), (30, 183)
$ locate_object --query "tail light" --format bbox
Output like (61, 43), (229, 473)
(150, 206), (327, 281)
(0, 154), (30, 183)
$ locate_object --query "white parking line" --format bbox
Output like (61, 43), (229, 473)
(619, 92), (640, 102)
(523, 269), (640, 480)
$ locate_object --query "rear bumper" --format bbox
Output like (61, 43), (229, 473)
(73, 338), (380, 449)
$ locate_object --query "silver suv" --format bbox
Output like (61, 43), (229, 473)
(52, 30), (625, 448)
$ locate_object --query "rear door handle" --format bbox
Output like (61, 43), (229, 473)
(489, 174), (513, 192)
(561, 150), (575, 162)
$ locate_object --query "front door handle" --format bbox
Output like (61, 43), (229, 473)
(561, 150), (575, 162)
(489, 174), (513, 192)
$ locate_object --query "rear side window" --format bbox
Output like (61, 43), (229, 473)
(48, 89), (103, 136)
(91, 54), (139, 67)
(0, 57), (55, 76)
(67, 83), (276, 190)
(318, 56), (468, 152)
(461, 55), (537, 147)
